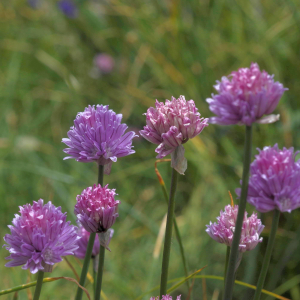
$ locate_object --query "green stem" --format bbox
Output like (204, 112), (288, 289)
(33, 271), (44, 300)
(160, 181), (189, 288)
(95, 245), (105, 300)
(224, 246), (230, 288)
(160, 168), (179, 297)
(223, 125), (252, 300)
(93, 257), (97, 296)
(98, 165), (104, 186)
(75, 232), (96, 300)
(253, 210), (280, 300)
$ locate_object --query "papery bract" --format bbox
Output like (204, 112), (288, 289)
(62, 105), (137, 174)
(206, 205), (264, 252)
(237, 144), (300, 213)
(140, 96), (208, 174)
(3, 200), (79, 274)
(74, 184), (119, 233)
(206, 63), (287, 126)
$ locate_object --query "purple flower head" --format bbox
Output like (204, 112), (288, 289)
(237, 144), (300, 213)
(58, 0), (78, 18)
(140, 96), (208, 174)
(150, 295), (181, 300)
(74, 184), (120, 233)
(3, 200), (79, 274)
(94, 54), (115, 74)
(62, 105), (137, 174)
(206, 63), (287, 126)
(206, 205), (264, 252)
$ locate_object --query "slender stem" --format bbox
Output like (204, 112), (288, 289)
(160, 180), (189, 288)
(253, 210), (280, 300)
(98, 165), (104, 186)
(223, 125), (252, 300)
(95, 245), (105, 300)
(33, 271), (44, 300)
(75, 233), (96, 300)
(93, 257), (97, 296)
(160, 168), (179, 297)
(224, 246), (230, 288)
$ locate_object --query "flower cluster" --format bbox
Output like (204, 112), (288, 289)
(206, 63), (287, 126)
(3, 200), (79, 274)
(140, 96), (208, 173)
(150, 295), (181, 300)
(74, 184), (119, 233)
(206, 205), (264, 252)
(237, 144), (300, 213)
(58, 0), (78, 18)
(62, 105), (137, 174)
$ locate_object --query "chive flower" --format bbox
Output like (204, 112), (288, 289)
(58, 0), (78, 18)
(206, 205), (264, 252)
(74, 184), (119, 233)
(237, 144), (300, 213)
(140, 96), (208, 174)
(206, 63), (287, 126)
(3, 200), (79, 274)
(62, 105), (137, 174)
(150, 295), (181, 300)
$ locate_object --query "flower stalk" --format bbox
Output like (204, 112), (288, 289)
(253, 209), (280, 300)
(223, 125), (252, 300)
(95, 245), (105, 300)
(160, 168), (179, 297)
(33, 271), (45, 300)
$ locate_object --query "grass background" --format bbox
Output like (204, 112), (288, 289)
(1, 0), (300, 299)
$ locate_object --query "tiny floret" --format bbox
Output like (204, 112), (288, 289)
(74, 184), (119, 233)
(3, 200), (79, 274)
(140, 96), (208, 174)
(206, 205), (264, 252)
(62, 105), (137, 174)
(206, 63), (287, 126)
(237, 144), (300, 213)
(150, 295), (181, 300)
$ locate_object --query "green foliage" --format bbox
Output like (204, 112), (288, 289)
(0, 0), (300, 299)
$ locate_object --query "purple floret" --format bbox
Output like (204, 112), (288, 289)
(206, 205), (264, 252)
(62, 105), (137, 174)
(206, 63), (287, 126)
(3, 199), (79, 274)
(58, 0), (78, 18)
(237, 144), (300, 213)
(150, 295), (181, 300)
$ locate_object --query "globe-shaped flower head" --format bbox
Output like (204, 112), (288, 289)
(237, 144), (300, 213)
(62, 105), (137, 174)
(140, 96), (208, 174)
(206, 63), (287, 126)
(74, 184), (119, 233)
(206, 204), (264, 252)
(150, 295), (181, 300)
(3, 200), (79, 274)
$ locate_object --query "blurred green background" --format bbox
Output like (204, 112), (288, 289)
(1, 0), (300, 299)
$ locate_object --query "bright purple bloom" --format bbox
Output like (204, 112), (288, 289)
(150, 295), (181, 300)
(237, 144), (300, 213)
(58, 0), (78, 18)
(140, 96), (208, 174)
(206, 63), (287, 126)
(62, 105), (137, 174)
(94, 54), (115, 74)
(74, 184), (119, 233)
(206, 205), (264, 252)
(3, 200), (79, 274)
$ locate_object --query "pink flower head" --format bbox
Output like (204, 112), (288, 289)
(206, 205), (264, 252)
(206, 63), (287, 126)
(237, 144), (300, 213)
(150, 295), (181, 300)
(62, 105), (137, 174)
(3, 200), (79, 274)
(74, 184), (119, 233)
(94, 54), (115, 74)
(140, 96), (208, 174)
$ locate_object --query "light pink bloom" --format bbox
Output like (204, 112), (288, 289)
(74, 184), (119, 233)
(150, 295), (181, 300)
(140, 96), (208, 174)
(206, 205), (264, 252)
